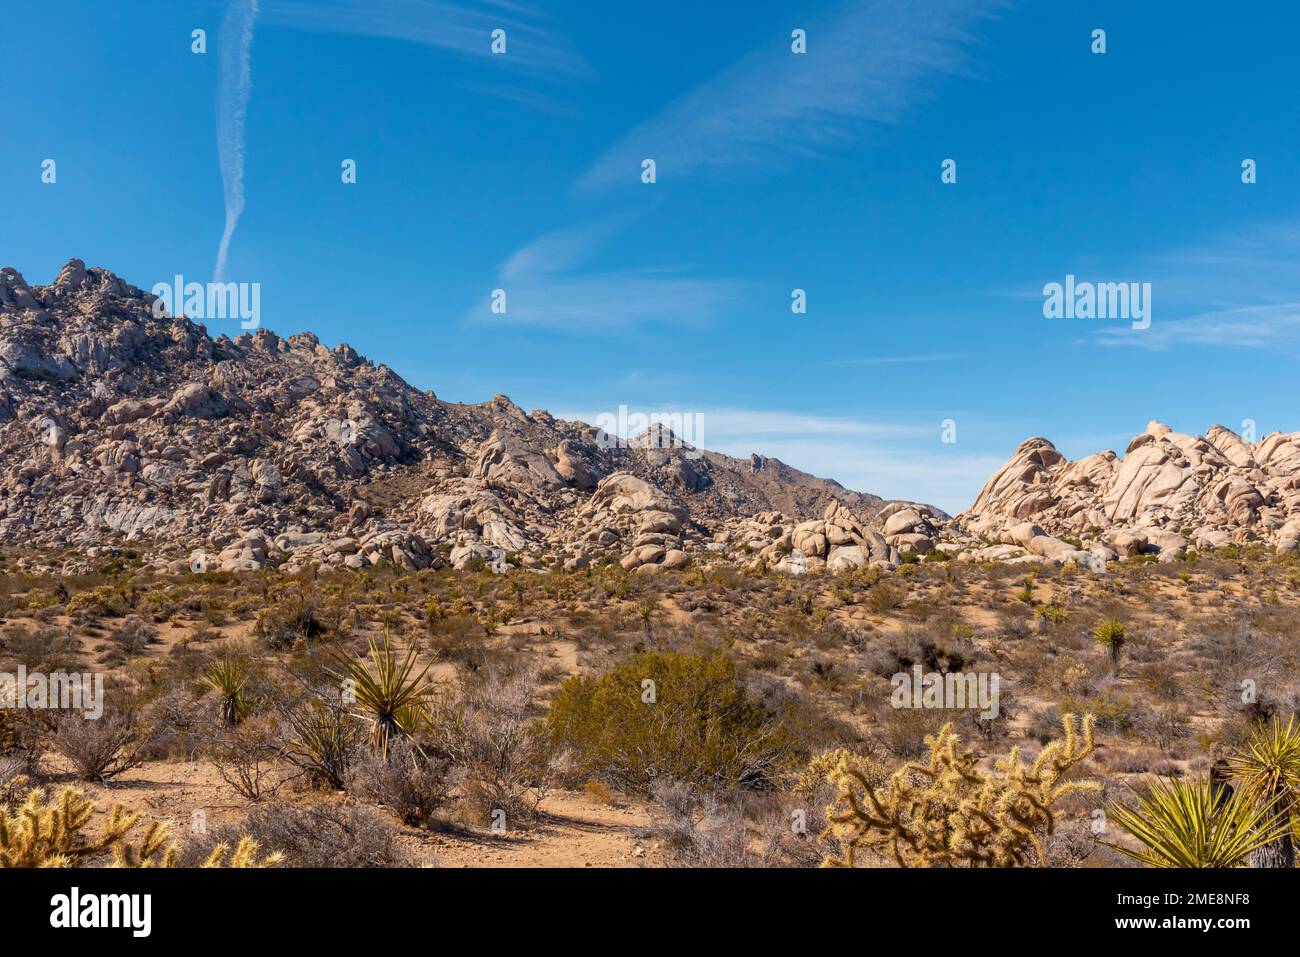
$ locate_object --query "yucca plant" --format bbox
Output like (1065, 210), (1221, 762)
(328, 630), (436, 757)
(202, 656), (250, 727)
(1104, 775), (1290, 868)
(282, 695), (362, 790)
(1227, 716), (1300, 868)
(1092, 618), (1126, 663)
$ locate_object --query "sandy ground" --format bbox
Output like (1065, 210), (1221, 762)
(69, 759), (658, 868)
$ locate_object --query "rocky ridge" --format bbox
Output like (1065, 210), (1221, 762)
(0, 260), (928, 575)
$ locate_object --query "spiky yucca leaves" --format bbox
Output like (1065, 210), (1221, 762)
(202, 656), (250, 727)
(282, 695), (362, 790)
(1091, 619), (1126, 663)
(328, 630), (436, 757)
(0, 786), (283, 868)
(1105, 775), (1290, 868)
(820, 714), (1098, 867)
(1226, 716), (1300, 868)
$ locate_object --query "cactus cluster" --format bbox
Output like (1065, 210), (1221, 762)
(818, 714), (1098, 867)
(0, 784), (281, 868)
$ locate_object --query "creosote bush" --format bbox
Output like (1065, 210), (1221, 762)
(542, 649), (792, 795)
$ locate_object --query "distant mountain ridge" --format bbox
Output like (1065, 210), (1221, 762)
(0, 259), (928, 573)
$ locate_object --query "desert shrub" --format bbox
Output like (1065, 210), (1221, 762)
(210, 716), (286, 801)
(542, 649), (791, 795)
(50, 704), (151, 782)
(106, 617), (158, 656)
(65, 583), (134, 622)
(871, 702), (949, 758)
(256, 584), (333, 649)
(1133, 704), (1193, 752)
(0, 624), (80, 672)
(426, 613), (487, 670)
(859, 629), (976, 679)
(348, 738), (451, 826)
(645, 780), (759, 868)
(866, 580), (907, 613)
(0, 755), (29, 804)
(141, 686), (215, 761)
(438, 668), (556, 826)
(227, 802), (410, 867)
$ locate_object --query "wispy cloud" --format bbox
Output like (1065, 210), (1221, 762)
(213, 0), (259, 282)
(687, 408), (993, 512)
(1096, 303), (1300, 351)
(552, 404), (989, 512)
(578, 0), (1007, 192)
(259, 0), (589, 78)
(1089, 221), (1300, 350)
(481, 224), (740, 332)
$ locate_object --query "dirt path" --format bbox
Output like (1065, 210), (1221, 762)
(418, 789), (657, 867)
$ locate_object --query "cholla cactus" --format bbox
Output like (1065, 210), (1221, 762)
(0, 786), (281, 868)
(819, 714), (1098, 867)
(1, 786), (142, 867)
(198, 836), (283, 868)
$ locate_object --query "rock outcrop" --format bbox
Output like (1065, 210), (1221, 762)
(959, 419), (1300, 559)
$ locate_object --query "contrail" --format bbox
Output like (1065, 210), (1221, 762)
(214, 0), (259, 282)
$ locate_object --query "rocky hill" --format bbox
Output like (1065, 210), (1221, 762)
(955, 419), (1300, 563)
(0, 259), (932, 574)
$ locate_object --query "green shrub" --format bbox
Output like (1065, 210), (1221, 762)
(541, 649), (791, 794)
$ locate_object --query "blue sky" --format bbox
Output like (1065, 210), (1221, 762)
(4, 0), (1299, 513)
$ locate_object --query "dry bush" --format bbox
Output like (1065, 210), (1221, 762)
(140, 686), (215, 761)
(440, 667), (558, 828)
(644, 780), (760, 868)
(51, 704), (151, 782)
(0, 754), (29, 804)
(0, 624), (80, 672)
(426, 614), (487, 670)
(348, 738), (451, 826)
(210, 716), (287, 801)
(182, 801), (410, 868)
(107, 617), (159, 656)
(871, 703), (949, 758)
(255, 584), (336, 649)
